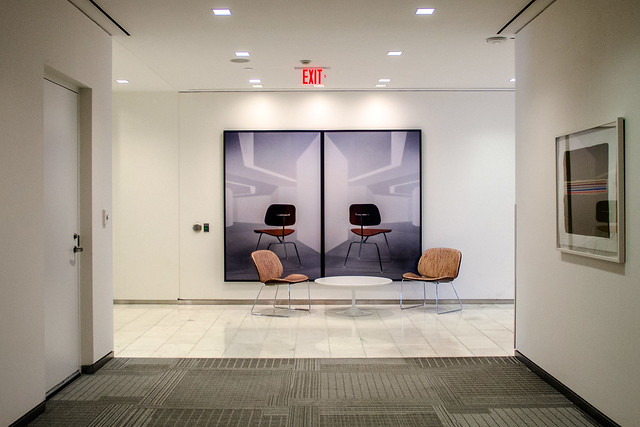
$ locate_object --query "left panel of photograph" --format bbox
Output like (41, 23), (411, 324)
(224, 131), (322, 281)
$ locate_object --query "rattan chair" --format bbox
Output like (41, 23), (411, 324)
(400, 248), (463, 314)
(254, 204), (302, 267)
(250, 250), (310, 317)
(343, 204), (392, 272)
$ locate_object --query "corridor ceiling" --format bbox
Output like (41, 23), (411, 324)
(68, 0), (549, 92)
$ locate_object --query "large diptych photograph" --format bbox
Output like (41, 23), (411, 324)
(324, 131), (422, 280)
(224, 131), (322, 280)
(224, 130), (422, 281)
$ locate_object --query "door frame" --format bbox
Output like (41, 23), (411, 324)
(43, 76), (81, 395)
(43, 67), (96, 388)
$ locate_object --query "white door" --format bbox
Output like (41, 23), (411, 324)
(43, 78), (81, 394)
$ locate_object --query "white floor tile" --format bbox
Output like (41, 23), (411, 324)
(114, 303), (514, 358)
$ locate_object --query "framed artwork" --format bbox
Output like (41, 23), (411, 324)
(224, 130), (422, 281)
(555, 118), (625, 262)
(224, 131), (322, 281)
(323, 130), (422, 279)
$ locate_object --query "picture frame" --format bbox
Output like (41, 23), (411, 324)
(223, 129), (422, 281)
(555, 118), (625, 263)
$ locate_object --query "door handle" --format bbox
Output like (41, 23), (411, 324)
(73, 233), (84, 253)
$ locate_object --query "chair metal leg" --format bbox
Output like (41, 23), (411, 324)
(255, 233), (263, 251)
(251, 284), (265, 316)
(436, 281), (463, 315)
(400, 279), (428, 310)
(274, 285), (280, 308)
(344, 241), (357, 267)
(344, 239), (383, 272)
(373, 242), (382, 272)
(289, 241), (302, 268)
(268, 241), (303, 268)
(382, 233), (392, 261)
(400, 280), (461, 314)
(252, 284), (291, 317)
(272, 282), (311, 314)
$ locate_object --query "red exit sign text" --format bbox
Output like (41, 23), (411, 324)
(302, 68), (325, 85)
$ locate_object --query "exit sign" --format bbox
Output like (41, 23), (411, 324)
(301, 68), (326, 85)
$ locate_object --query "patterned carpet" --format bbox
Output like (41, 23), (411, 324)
(32, 357), (598, 426)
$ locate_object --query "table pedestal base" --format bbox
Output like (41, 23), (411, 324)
(335, 290), (372, 317)
(315, 276), (392, 317)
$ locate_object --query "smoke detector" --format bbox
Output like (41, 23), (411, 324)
(300, 59), (311, 65)
(486, 36), (507, 45)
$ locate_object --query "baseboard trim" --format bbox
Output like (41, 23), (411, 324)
(9, 401), (46, 427)
(11, 351), (114, 426)
(114, 298), (514, 305)
(81, 351), (114, 374)
(514, 350), (619, 427)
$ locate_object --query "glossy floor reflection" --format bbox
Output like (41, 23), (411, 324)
(114, 303), (514, 358)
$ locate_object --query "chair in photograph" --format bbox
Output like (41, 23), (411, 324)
(343, 203), (392, 272)
(254, 204), (302, 267)
(400, 247), (463, 314)
(250, 250), (310, 317)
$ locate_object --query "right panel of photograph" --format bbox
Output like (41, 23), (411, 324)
(323, 130), (422, 280)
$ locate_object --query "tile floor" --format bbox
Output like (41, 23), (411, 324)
(114, 303), (514, 358)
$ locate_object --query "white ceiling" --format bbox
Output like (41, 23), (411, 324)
(71, 0), (536, 92)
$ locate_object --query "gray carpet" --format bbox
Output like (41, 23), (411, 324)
(32, 357), (598, 426)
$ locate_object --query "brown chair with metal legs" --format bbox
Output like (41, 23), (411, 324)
(250, 250), (310, 317)
(343, 203), (392, 272)
(254, 204), (302, 267)
(400, 248), (463, 314)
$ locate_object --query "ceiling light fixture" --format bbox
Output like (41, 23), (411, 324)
(416, 8), (435, 15)
(212, 9), (231, 16)
(510, 78), (516, 82)
(235, 51), (250, 57)
(379, 78), (391, 83)
(376, 84), (387, 88)
(115, 79), (129, 84)
(387, 51), (403, 56)
(249, 79), (261, 84)
(252, 84), (263, 88)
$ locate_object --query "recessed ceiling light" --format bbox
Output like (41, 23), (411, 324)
(115, 79), (129, 84)
(387, 51), (403, 56)
(212, 9), (231, 16)
(416, 8), (435, 15)
(252, 84), (263, 88)
(376, 84), (387, 88)
(379, 78), (391, 83)
(510, 78), (516, 83)
(235, 51), (250, 57)
(244, 67), (253, 71)
(249, 79), (261, 84)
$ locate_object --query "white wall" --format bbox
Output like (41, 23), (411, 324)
(113, 90), (515, 301)
(515, 0), (640, 424)
(113, 92), (180, 299)
(0, 1), (113, 425)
